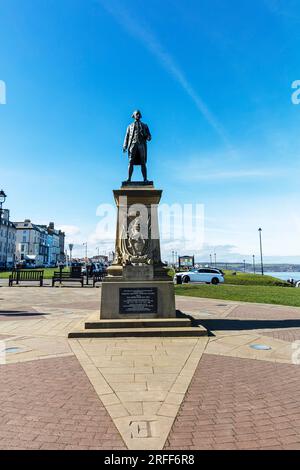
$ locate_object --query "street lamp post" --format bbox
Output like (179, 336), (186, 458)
(83, 242), (88, 261)
(258, 228), (264, 275)
(243, 259), (246, 272)
(214, 253), (217, 268)
(252, 255), (256, 274)
(68, 243), (73, 264)
(0, 190), (6, 218)
(209, 254), (212, 266)
(0, 190), (8, 270)
(65, 250), (68, 267)
(83, 242), (89, 285)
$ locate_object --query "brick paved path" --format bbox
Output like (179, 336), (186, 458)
(0, 356), (125, 450)
(262, 328), (300, 342)
(228, 304), (300, 321)
(165, 354), (300, 450)
(1, 287), (300, 450)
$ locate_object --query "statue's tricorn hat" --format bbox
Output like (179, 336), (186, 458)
(132, 109), (142, 118)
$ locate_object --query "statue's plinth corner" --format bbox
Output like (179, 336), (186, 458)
(121, 180), (154, 188)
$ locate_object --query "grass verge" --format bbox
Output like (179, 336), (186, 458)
(175, 284), (300, 307)
(223, 270), (289, 287)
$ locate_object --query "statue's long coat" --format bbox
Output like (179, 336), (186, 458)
(123, 122), (151, 165)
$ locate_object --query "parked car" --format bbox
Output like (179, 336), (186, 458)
(71, 262), (83, 267)
(174, 268), (225, 285)
(82, 263), (106, 275)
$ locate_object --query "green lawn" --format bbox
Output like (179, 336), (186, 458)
(223, 270), (289, 287)
(1, 267), (298, 307)
(0, 268), (70, 280)
(175, 284), (300, 307)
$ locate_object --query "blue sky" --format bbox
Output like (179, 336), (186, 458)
(1, 0), (300, 262)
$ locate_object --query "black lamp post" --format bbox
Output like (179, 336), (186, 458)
(214, 252), (217, 268)
(209, 254), (212, 266)
(0, 189), (7, 215)
(243, 259), (246, 272)
(252, 254), (256, 274)
(83, 242), (88, 261)
(83, 242), (89, 284)
(68, 243), (73, 264)
(0, 190), (8, 270)
(258, 228), (264, 275)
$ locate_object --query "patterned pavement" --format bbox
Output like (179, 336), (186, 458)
(0, 356), (125, 450)
(1, 285), (300, 450)
(165, 354), (300, 450)
(258, 328), (300, 342)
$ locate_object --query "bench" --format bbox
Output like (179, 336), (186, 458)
(9, 270), (44, 287)
(52, 271), (84, 287)
(93, 272), (106, 287)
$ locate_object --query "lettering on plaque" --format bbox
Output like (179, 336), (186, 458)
(119, 287), (158, 314)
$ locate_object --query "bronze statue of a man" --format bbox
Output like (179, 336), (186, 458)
(123, 110), (151, 182)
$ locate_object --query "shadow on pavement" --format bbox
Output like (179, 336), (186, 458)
(0, 310), (47, 317)
(195, 318), (300, 335)
(176, 310), (300, 336)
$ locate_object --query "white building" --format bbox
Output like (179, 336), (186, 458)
(15, 220), (45, 266)
(15, 220), (65, 266)
(0, 209), (16, 269)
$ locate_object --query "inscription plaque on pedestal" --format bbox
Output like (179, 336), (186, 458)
(119, 287), (158, 314)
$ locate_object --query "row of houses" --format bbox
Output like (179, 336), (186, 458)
(0, 213), (65, 268)
(0, 209), (17, 268)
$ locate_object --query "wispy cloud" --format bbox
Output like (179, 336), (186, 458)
(167, 150), (289, 181)
(57, 225), (82, 246)
(57, 225), (81, 237)
(263, 0), (300, 22)
(98, 0), (233, 151)
(180, 168), (285, 181)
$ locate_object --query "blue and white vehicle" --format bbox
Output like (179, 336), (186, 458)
(174, 268), (225, 285)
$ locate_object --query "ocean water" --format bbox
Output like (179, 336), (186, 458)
(265, 272), (300, 281)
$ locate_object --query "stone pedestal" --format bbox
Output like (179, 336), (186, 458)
(100, 280), (175, 319)
(100, 182), (176, 319)
(68, 182), (207, 338)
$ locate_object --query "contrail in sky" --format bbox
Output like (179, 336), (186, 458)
(98, 0), (233, 150)
(263, 0), (300, 21)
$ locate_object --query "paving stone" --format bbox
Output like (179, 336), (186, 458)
(0, 356), (125, 449)
(2, 288), (300, 451)
(165, 354), (300, 450)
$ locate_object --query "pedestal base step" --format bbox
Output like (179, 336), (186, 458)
(85, 318), (191, 329)
(68, 325), (207, 338)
